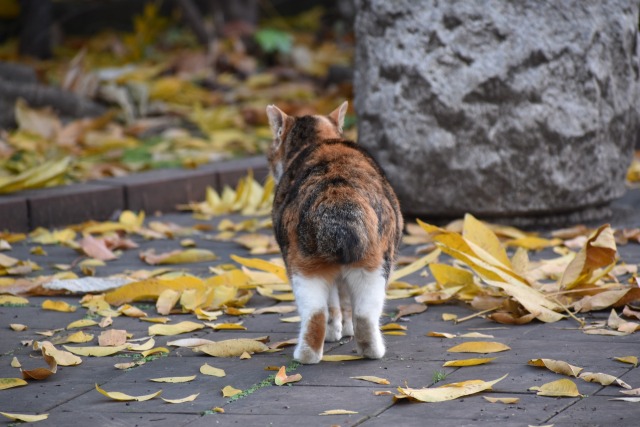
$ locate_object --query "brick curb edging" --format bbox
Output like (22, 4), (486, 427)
(0, 156), (269, 232)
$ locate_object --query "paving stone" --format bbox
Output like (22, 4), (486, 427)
(0, 194), (29, 232)
(43, 411), (201, 427)
(547, 395), (639, 426)
(24, 183), (124, 229)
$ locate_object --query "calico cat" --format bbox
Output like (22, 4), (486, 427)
(266, 101), (403, 364)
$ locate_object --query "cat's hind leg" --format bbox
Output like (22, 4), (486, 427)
(338, 280), (354, 337)
(343, 267), (386, 359)
(291, 274), (330, 364)
(325, 284), (342, 342)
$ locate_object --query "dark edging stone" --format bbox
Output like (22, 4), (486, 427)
(0, 156), (269, 232)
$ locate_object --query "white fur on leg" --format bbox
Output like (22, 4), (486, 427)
(338, 281), (354, 336)
(291, 274), (330, 364)
(325, 285), (342, 342)
(342, 267), (386, 359)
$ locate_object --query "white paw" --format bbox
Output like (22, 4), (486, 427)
(342, 318), (354, 337)
(293, 344), (322, 364)
(356, 337), (385, 359)
(325, 323), (342, 342)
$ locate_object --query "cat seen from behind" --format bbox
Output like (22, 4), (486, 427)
(266, 101), (403, 364)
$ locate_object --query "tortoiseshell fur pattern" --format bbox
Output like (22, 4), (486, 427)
(266, 101), (403, 364)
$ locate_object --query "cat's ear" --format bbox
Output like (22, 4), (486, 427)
(266, 105), (288, 140)
(329, 101), (348, 133)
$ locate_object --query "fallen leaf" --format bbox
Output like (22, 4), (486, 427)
(200, 363), (226, 377)
(156, 288), (181, 315)
(42, 299), (77, 312)
(11, 357), (21, 368)
(98, 329), (128, 347)
(275, 366), (302, 385)
(140, 347), (169, 358)
(483, 396), (520, 404)
(194, 338), (269, 357)
(230, 254), (288, 282)
(140, 248), (217, 265)
(578, 372), (631, 389)
(280, 316), (301, 323)
(36, 341), (82, 366)
(0, 295), (29, 305)
(442, 313), (458, 322)
(161, 393), (199, 403)
(321, 355), (364, 362)
(95, 383), (162, 401)
(0, 412), (49, 422)
(63, 344), (128, 357)
(427, 331), (456, 339)
(443, 357), (497, 367)
(10, 323), (27, 331)
(206, 322), (247, 330)
(240, 351), (252, 359)
(397, 374), (508, 402)
(609, 397), (640, 402)
(527, 359), (583, 377)
(150, 375), (197, 383)
(389, 249), (441, 282)
(319, 409), (359, 415)
(459, 332), (495, 338)
(67, 319), (98, 329)
(149, 321), (204, 336)
(393, 303), (427, 320)
(529, 379), (581, 397)
(127, 338), (156, 351)
(0, 378), (27, 390)
(447, 341), (511, 354)
(21, 345), (57, 380)
(614, 356), (638, 367)
(79, 234), (117, 261)
(168, 338), (215, 348)
(222, 385), (242, 397)
(559, 225), (617, 289)
(350, 375), (390, 385)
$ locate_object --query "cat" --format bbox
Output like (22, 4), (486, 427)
(265, 101), (403, 364)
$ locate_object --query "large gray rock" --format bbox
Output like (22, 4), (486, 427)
(354, 0), (639, 218)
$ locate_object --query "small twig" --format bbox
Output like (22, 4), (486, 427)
(455, 306), (502, 324)
(550, 296), (585, 327)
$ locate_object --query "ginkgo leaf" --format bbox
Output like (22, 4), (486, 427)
(350, 376), (390, 385)
(230, 254), (288, 282)
(319, 409), (359, 415)
(150, 375), (196, 383)
(614, 356), (638, 367)
(397, 374), (508, 402)
(483, 396), (520, 404)
(42, 300), (77, 312)
(149, 321), (204, 336)
(527, 359), (583, 377)
(194, 339), (269, 357)
(0, 378), (27, 390)
(161, 393), (200, 403)
(529, 378), (581, 397)
(322, 355), (364, 362)
(447, 342), (511, 354)
(200, 363), (226, 377)
(275, 366), (302, 386)
(0, 412), (49, 422)
(578, 372), (631, 389)
(443, 357), (497, 367)
(63, 344), (128, 357)
(222, 385), (242, 397)
(96, 383), (162, 401)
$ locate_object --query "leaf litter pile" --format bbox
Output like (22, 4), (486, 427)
(0, 5), (355, 194)
(1, 173), (640, 421)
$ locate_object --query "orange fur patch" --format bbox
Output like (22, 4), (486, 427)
(304, 311), (326, 352)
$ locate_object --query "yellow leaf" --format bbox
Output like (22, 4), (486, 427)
(195, 339), (268, 357)
(254, 305), (297, 315)
(529, 378), (581, 397)
(390, 249), (441, 283)
(427, 331), (456, 339)
(161, 393), (199, 403)
(150, 375), (197, 383)
(350, 375), (390, 385)
(118, 304), (148, 318)
(230, 254), (288, 282)
(559, 225), (617, 289)
(614, 356), (638, 367)
(140, 316), (171, 324)
(442, 313), (458, 322)
(149, 321), (204, 336)
(275, 366), (302, 386)
(200, 363), (226, 377)
(67, 319), (98, 329)
(0, 412), (49, 422)
(127, 338), (156, 351)
(10, 323), (27, 331)
(319, 409), (359, 415)
(221, 385), (242, 397)
(142, 248), (217, 265)
(483, 396), (520, 404)
(156, 288), (181, 315)
(578, 371), (631, 388)
(507, 236), (562, 250)
(95, 383), (162, 401)
(11, 357), (20, 368)
(462, 214), (511, 268)
(447, 342), (511, 354)
(140, 347), (169, 358)
(0, 378), (27, 390)
(381, 323), (407, 331)
(398, 374), (508, 402)
(98, 329), (128, 347)
(443, 357), (497, 367)
(206, 322), (247, 331)
(0, 295), (29, 305)
(63, 344), (128, 357)
(321, 355), (364, 362)
(459, 332), (494, 338)
(42, 300), (77, 312)
(37, 341), (82, 366)
(104, 276), (205, 305)
(280, 316), (301, 323)
(527, 359), (583, 377)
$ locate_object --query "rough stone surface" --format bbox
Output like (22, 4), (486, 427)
(354, 0), (639, 217)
